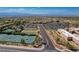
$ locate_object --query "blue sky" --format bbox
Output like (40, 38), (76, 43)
(0, 7), (79, 16)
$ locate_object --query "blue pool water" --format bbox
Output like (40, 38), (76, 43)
(0, 34), (36, 44)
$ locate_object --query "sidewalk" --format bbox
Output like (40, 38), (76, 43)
(0, 44), (45, 51)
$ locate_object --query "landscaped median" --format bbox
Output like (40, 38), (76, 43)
(46, 30), (71, 52)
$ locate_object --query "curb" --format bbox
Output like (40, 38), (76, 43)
(0, 44), (45, 51)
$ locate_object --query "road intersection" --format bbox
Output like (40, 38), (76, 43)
(0, 24), (57, 52)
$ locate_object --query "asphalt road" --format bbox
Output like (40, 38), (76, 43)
(38, 24), (57, 52)
(0, 45), (57, 52)
(0, 24), (57, 52)
(0, 46), (43, 52)
(0, 46), (24, 52)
